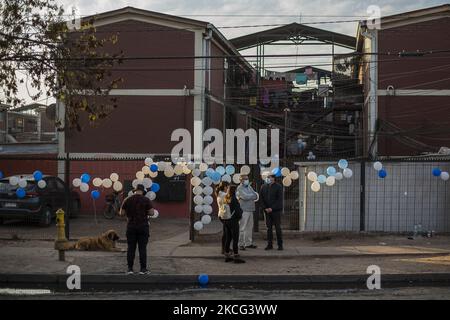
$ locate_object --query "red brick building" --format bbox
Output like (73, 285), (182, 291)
(357, 4), (450, 157)
(56, 7), (253, 217)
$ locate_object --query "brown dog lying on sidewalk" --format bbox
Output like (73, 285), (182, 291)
(64, 230), (122, 252)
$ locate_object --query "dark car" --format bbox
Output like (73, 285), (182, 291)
(0, 175), (81, 227)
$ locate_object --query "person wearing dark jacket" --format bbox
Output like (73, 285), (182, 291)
(260, 174), (284, 250)
(218, 185), (245, 263)
(120, 184), (155, 275)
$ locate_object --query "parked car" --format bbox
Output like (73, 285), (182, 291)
(0, 175), (81, 227)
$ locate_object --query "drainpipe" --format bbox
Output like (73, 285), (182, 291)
(361, 28), (378, 158)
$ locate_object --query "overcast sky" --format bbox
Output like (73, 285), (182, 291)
(13, 0), (450, 103)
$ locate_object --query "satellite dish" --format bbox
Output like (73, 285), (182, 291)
(45, 104), (56, 121)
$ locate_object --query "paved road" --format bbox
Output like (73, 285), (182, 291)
(1, 287), (450, 300)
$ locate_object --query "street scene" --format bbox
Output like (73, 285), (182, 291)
(1, 0), (450, 306)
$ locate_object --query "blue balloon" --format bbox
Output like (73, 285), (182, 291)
(151, 183), (160, 193)
(211, 172), (222, 182)
(33, 170), (43, 181)
(206, 168), (215, 178)
(0, 171), (3, 179)
(198, 274), (209, 286)
(338, 159), (348, 170)
(271, 167), (282, 177)
(225, 165), (235, 175)
(326, 167), (337, 176)
(318, 175), (327, 184)
(378, 169), (387, 179)
(432, 168), (442, 177)
(216, 166), (226, 176)
(91, 190), (100, 200)
(16, 188), (26, 199)
(81, 173), (91, 184)
(150, 164), (158, 173)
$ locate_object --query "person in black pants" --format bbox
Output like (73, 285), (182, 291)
(260, 174), (284, 250)
(224, 185), (245, 263)
(120, 184), (155, 275)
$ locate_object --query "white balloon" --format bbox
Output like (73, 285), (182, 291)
(18, 179), (27, 188)
(282, 177), (292, 187)
(203, 195), (213, 205)
(80, 183), (89, 193)
(37, 180), (47, 189)
(191, 177), (202, 187)
(174, 165), (184, 176)
(373, 162), (383, 171)
(201, 215), (212, 225)
(136, 171), (145, 180)
(164, 166), (174, 178)
(203, 186), (213, 196)
(202, 177), (213, 186)
(144, 157), (153, 166)
(195, 205), (203, 213)
(290, 171), (299, 180)
(146, 191), (157, 201)
(113, 181), (123, 192)
(194, 221), (204, 231)
(199, 163), (208, 172)
(335, 172), (344, 181)
(326, 176), (336, 187)
(441, 172), (450, 181)
(232, 174), (241, 184)
(194, 195), (204, 205)
(221, 174), (232, 183)
(149, 171), (158, 178)
(151, 210), (159, 219)
(109, 173), (119, 182)
(343, 168), (353, 179)
(142, 166), (151, 175)
(183, 166), (192, 175)
(307, 172), (318, 182)
(158, 162), (167, 171)
(93, 178), (103, 187)
(72, 178), (81, 188)
(193, 186), (203, 195)
(240, 165), (251, 175)
(192, 169), (201, 177)
(281, 168), (291, 177)
(102, 179), (113, 188)
(132, 179), (142, 189)
(203, 205), (213, 215)
(142, 178), (153, 189)
(311, 181), (321, 192)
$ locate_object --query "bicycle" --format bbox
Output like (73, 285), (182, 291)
(103, 191), (124, 219)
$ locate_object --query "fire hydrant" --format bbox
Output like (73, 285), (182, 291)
(54, 208), (68, 261)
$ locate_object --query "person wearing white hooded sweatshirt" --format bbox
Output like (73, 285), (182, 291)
(236, 175), (258, 250)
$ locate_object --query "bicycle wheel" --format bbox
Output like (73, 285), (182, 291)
(103, 203), (116, 219)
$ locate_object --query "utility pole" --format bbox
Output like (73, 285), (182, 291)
(283, 108), (291, 166)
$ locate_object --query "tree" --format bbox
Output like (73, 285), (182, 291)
(0, 0), (123, 130)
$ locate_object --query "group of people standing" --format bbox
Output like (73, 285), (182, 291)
(215, 173), (284, 264)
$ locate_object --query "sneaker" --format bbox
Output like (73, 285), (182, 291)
(139, 269), (151, 275)
(239, 246), (246, 251)
(126, 269), (134, 275)
(265, 245), (273, 250)
(245, 244), (257, 249)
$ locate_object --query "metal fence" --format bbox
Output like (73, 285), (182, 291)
(297, 159), (450, 233)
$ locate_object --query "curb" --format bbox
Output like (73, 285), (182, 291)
(1, 273), (450, 291)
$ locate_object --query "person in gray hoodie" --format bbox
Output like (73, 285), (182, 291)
(236, 174), (259, 250)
